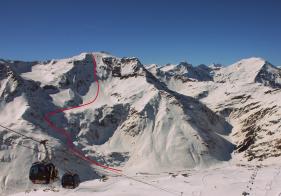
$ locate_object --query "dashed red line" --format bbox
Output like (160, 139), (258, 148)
(44, 54), (121, 173)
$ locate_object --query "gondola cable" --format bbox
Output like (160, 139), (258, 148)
(11, 141), (46, 155)
(0, 124), (103, 174)
(11, 140), (102, 177)
(0, 123), (122, 176)
(0, 124), (41, 143)
(0, 124), (113, 175)
(0, 124), (184, 196)
(0, 123), (83, 163)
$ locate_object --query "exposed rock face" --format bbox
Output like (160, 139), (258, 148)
(156, 57), (281, 163)
(255, 62), (281, 88)
(0, 52), (234, 195)
(150, 62), (213, 83)
(2, 53), (281, 195)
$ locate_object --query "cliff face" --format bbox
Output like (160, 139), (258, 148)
(0, 53), (233, 195)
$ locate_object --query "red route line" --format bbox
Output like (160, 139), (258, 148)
(43, 54), (121, 173)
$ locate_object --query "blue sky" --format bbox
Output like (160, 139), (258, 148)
(0, 0), (280, 66)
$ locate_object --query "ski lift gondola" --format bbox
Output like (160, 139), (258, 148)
(29, 161), (58, 184)
(29, 140), (58, 184)
(61, 172), (80, 189)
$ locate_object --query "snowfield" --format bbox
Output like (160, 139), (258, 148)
(1, 52), (281, 195)
(12, 163), (281, 196)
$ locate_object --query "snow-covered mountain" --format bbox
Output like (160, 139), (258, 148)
(153, 57), (281, 164)
(147, 62), (213, 83)
(0, 53), (234, 195)
(1, 53), (281, 195)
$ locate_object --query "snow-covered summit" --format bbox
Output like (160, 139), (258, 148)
(153, 56), (281, 166)
(151, 61), (214, 84)
(214, 57), (266, 83)
(214, 57), (281, 88)
(0, 52), (234, 195)
(208, 63), (223, 71)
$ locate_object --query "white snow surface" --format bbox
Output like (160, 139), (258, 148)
(214, 57), (266, 83)
(12, 163), (281, 196)
(1, 53), (281, 196)
(152, 56), (281, 165)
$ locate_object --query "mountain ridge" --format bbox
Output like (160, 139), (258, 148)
(0, 52), (237, 195)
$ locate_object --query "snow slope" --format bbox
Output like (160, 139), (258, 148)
(154, 57), (281, 164)
(0, 53), (233, 195)
(12, 163), (281, 196)
(1, 54), (281, 196)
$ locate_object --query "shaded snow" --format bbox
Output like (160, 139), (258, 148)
(1, 54), (281, 196)
(0, 52), (234, 195)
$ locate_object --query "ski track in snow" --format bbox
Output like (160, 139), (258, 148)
(43, 54), (121, 173)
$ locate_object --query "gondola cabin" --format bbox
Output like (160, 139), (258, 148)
(61, 173), (80, 189)
(29, 162), (58, 184)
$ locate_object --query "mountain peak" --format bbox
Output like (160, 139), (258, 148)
(213, 57), (281, 88)
(255, 61), (281, 88)
(214, 57), (267, 83)
(236, 57), (266, 67)
(209, 63), (223, 69)
(178, 61), (193, 68)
